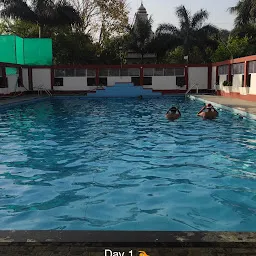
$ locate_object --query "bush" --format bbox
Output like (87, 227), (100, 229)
(223, 80), (232, 86)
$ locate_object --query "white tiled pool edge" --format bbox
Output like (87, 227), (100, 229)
(188, 95), (256, 121)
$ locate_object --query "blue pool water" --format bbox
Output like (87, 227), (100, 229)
(0, 97), (256, 231)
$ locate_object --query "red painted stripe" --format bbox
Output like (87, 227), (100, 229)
(50, 68), (54, 91)
(185, 66), (189, 90)
(28, 68), (33, 91)
(208, 65), (212, 90)
(2, 67), (7, 88)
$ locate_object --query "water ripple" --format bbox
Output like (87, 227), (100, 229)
(0, 97), (255, 231)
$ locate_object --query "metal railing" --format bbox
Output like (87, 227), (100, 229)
(35, 84), (52, 96)
(185, 83), (199, 95)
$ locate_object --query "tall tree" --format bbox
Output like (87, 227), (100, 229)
(0, 0), (81, 38)
(229, 0), (256, 27)
(127, 16), (154, 64)
(155, 5), (219, 62)
(68, 0), (129, 43)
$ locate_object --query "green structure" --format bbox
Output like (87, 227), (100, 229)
(0, 35), (53, 75)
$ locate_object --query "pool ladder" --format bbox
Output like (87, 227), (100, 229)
(185, 83), (199, 96)
(36, 84), (53, 96)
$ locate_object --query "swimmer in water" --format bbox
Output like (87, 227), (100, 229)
(166, 106), (181, 121)
(197, 103), (218, 120)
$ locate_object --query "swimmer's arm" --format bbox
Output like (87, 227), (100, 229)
(177, 109), (181, 116)
(197, 106), (206, 115)
(212, 107), (219, 115)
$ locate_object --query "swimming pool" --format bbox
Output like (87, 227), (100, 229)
(0, 97), (255, 231)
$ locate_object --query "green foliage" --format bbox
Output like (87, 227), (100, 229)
(164, 45), (211, 64)
(98, 35), (129, 64)
(211, 36), (250, 62)
(0, 0), (81, 37)
(127, 16), (154, 63)
(229, 0), (256, 27)
(53, 31), (97, 64)
(155, 5), (219, 63)
(0, 19), (38, 37)
(223, 80), (232, 86)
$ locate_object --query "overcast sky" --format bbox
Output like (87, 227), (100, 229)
(127, 0), (238, 31)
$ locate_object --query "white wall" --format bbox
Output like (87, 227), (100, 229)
(219, 75), (228, 89)
(53, 77), (97, 91)
(0, 73), (28, 95)
(212, 66), (216, 87)
(0, 74), (18, 94)
(107, 76), (132, 86)
(32, 68), (51, 90)
(151, 77), (182, 90)
(188, 67), (208, 89)
(232, 74), (243, 93)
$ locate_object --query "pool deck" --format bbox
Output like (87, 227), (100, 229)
(191, 95), (256, 119)
(0, 95), (46, 107)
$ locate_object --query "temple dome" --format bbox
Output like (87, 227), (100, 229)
(138, 3), (147, 14)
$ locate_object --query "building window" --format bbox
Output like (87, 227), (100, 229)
(175, 68), (184, 76)
(216, 75), (220, 85)
(144, 77), (152, 85)
(232, 63), (244, 74)
(144, 68), (154, 76)
(248, 61), (256, 74)
(87, 69), (96, 77)
(99, 69), (108, 77)
(99, 77), (107, 86)
(154, 68), (164, 76)
(75, 69), (86, 76)
(109, 69), (120, 76)
(131, 77), (140, 85)
(120, 69), (129, 76)
(55, 69), (65, 77)
(65, 69), (75, 77)
(247, 74), (251, 87)
(87, 78), (96, 86)
(176, 76), (185, 87)
(54, 78), (63, 86)
(129, 68), (140, 77)
(0, 77), (8, 88)
(164, 68), (175, 76)
(219, 65), (228, 75)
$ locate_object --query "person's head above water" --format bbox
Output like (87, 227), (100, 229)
(170, 106), (177, 113)
(206, 103), (213, 111)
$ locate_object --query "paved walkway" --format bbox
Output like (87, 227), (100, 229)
(0, 95), (47, 107)
(194, 95), (256, 117)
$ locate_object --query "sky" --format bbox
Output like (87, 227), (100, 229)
(127, 0), (238, 31)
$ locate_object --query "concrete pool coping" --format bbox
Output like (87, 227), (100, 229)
(0, 231), (256, 246)
(188, 95), (256, 121)
(0, 231), (256, 256)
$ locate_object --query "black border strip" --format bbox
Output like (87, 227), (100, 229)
(0, 231), (255, 248)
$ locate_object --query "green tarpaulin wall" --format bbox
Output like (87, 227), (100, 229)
(0, 35), (53, 75)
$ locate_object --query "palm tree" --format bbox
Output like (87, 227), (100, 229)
(127, 16), (154, 64)
(229, 0), (256, 27)
(0, 0), (81, 38)
(155, 5), (219, 62)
